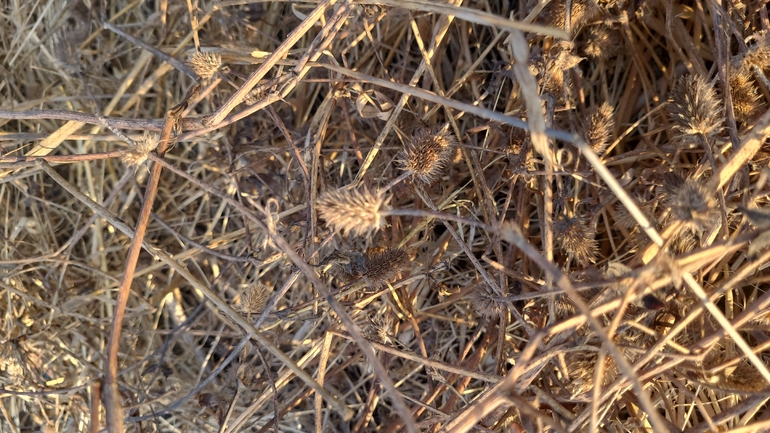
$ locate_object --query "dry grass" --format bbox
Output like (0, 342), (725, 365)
(3, 0), (770, 432)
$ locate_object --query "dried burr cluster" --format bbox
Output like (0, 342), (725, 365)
(6, 0), (770, 432)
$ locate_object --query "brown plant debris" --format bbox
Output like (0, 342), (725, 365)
(7, 0), (770, 431)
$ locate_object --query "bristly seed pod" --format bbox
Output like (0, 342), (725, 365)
(187, 51), (222, 80)
(399, 124), (457, 184)
(668, 74), (723, 139)
(665, 178), (717, 233)
(553, 215), (598, 266)
(470, 283), (507, 319)
(582, 25), (621, 59)
(362, 247), (410, 289)
(582, 102), (615, 156)
(730, 69), (762, 122)
(316, 187), (389, 237)
(235, 283), (270, 314)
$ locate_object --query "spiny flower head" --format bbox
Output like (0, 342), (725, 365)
(399, 124), (457, 184)
(553, 215), (598, 266)
(187, 51), (222, 80)
(665, 178), (717, 233)
(362, 247), (410, 289)
(470, 283), (507, 319)
(582, 24), (621, 59)
(316, 187), (389, 237)
(730, 69), (762, 122)
(582, 102), (615, 155)
(235, 283), (270, 314)
(668, 74), (723, 138)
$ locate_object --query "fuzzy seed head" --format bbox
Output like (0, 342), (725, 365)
(730, 69), (762, 122)
(121, 132), (159, 167)
(317, 188), (389, 237)
(399, 124), (457, 184)
(666, 178), (717, 233)
(583, 25), (621, 59)
(187, 51), (222, 80)
(668, 74), (723, 138)
(470, 283), (507, 319)
(235, 283), (270, 314)
(362, 247), (410, 289)
(583, 102), (615, 155)
(553, 215), (598, 266)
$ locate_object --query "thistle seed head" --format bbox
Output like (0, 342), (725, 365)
(316, 187), (389, 237)
(362, 247), (410, 289)
(665, 178), (717, 233)
(121, 132), (159, 167)
(582, 25), (621, 59)
(668, 74), (723, 138)
(470, 283), (507, 319)
(730, 69), (762, 122)
(553, 215), (598, 266)
(235, 283), (270, 314)
(582, 102), (615, 155)
(187, 51), (222, 80)
(399, 124), (457, 184)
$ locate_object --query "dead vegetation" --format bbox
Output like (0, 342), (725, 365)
(3, 0), (770, 432)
